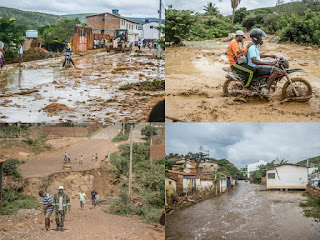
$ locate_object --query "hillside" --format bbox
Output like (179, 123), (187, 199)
(297, 156), (320, 166)
(0, 7), (64, 29)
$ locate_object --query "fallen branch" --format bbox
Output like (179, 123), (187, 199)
(0, 89), (39, 98)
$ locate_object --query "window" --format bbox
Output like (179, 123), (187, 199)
(150, 26), (154, 29)
(268, 173), (275, 179)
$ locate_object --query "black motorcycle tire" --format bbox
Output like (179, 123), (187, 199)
(282, 77), (312, 99)
(223, 79), (244, 97)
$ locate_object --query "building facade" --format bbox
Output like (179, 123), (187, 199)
(141, 21), (164, 41)
(247, 160), (268, 178)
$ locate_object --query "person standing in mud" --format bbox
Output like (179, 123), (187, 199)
(227, 30), (254, 96)
(0, 48), (4, 72)
(79, 190), (86, 209)
(39, 190), (53, 231)
(53, 186), (71, 231)
(138, 40), (141, 50)
(95, 153), (98, 161)
(80, 155), (83, 164)
(18, 43), (23, 67)
(91, 188), (98, 209)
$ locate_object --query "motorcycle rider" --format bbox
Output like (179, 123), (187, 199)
(62, 47), (75, 67)
(227, 30), (254, 95)
(247, 28), (278, 95)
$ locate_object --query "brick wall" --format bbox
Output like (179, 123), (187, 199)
(167, 172), (184, 195)
(150, 143), (165, 160)
(87, 14), (105, 32)
(41, 122), (101, 137)
(306, 185), (320, 200)
(105, 13), (120, 38)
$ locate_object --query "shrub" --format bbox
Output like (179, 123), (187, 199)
(141, 125), (157, 139)
(3, 159), (22, 179)
(112, 133), (129, 142)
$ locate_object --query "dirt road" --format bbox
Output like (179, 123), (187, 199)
(166, 181), (320, 240)
(0, 48), (164, 123)
(19, 123), (146, 178)
(166, 37), (320, 122)
(0, 199), (164, 240)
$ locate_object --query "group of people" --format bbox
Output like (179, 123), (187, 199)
(39, 186), (99, 231)
(227, 28), (279, 96)
(64, 152), (98, 164)
(0, 42), (24, 72)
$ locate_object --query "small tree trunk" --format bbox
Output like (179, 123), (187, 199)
(232, 7), (235, 32)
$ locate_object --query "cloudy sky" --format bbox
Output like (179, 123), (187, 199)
(0, 0), (163, 17)
(165, 123), (320, 168)
(166, 0), (293, 15)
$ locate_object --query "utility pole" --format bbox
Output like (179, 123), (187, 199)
(157, 0), (162, 58)
(107, 125), (111, 162)
(149, 129), (153, 169)
(128, 125), (133, 198)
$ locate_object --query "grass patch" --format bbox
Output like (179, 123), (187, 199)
(21, 136), (52, 153)
(0, 189), (41, 215)
(88, 126), (99, 138)
(299, 194), (320, 219)
(112, 133), (129, 142)
(119, 79), (165, 91)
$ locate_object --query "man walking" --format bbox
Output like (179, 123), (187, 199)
(91, 188), (98, 209)
(18, 43), (23, 67)
(39, 190), (53, 231)
(0, 48), (5, 72)
(53, 186), (71, 231)
(79, 190), (86, 209)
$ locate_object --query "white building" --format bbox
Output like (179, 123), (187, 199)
(266, 164), (308, 190)
(141, 21), (164, 41)
(247, 160), (268, 178)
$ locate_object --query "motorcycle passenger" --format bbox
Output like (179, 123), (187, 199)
(227, 30), (255, 95)
(62, 47), (75, 67)
(247, 28), (279, 95)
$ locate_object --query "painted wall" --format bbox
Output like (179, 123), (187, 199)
(195, 179), (214, 192)
(142, 22), (164, 40)
(266, 165), (308, 189)
(220, 179), (227, 192)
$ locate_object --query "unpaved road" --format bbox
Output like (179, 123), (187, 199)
(0, 199), (164, 240)
(19, 123), (147, 178)
(0, 48), (164, 123)
(166, 181), (320, 240)
(166, 37), (320, 122)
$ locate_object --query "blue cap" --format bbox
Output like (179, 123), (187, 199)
(93, 188), (95, 190)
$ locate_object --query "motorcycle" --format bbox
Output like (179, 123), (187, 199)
(223, 57), (312, 99)
(64, 55), (72, 68)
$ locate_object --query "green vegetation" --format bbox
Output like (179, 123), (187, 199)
(251, 158), (287, 183)
(0, 189), (41, 215)
(216, 159), (244, 180)
(141, 125), (157, 140)
(0, 125), (30, 138)
(119, 79), (165, 91)
(297, 156), (320, 166)
(3, 159), (22, 179)
(112, 133), (129, 142)
(167, 1), (320, 46)
(109, 141), (164, 223)
(0, 7), (64, 29)
(22, 136), (52, 153)
(300, 194), (320, 219)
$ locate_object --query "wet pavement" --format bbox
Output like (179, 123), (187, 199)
(0, 49), (164, 123)
(166, 181), (320, 240)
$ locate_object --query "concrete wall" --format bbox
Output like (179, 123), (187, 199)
(221, 179), (227, 192)
(267, 165), (308, 189)
(142, 22), (165, 40)
(306, 185), (320, 200)
(195, 179), (214, 192)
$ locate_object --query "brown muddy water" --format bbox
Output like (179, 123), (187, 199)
(0, 49), (164, 123)
(166, 181), (320, 240)
(166, 38), (320, 122)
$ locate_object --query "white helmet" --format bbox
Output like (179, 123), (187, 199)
(58, 186), (64, 190)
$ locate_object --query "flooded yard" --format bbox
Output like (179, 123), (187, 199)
(165, 37), (320, 122)
(166, 181), (320, 240)
(0, 49), (164, 123)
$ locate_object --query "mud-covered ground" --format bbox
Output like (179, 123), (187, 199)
(166, 37), (320, 122)
(0, 48), (164, 123)
(166, 181), (320, 240)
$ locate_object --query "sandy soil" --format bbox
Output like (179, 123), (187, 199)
(0, 48), (164, 123)
(165, 37), (320, 122)
(0, 199), (164, 240)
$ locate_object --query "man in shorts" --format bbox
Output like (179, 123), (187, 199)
(39, 190), (53, 231)
(91, 188), (98, 209)
(79, 190), (86, 209)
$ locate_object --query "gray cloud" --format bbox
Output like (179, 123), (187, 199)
(166, 0), (292, 15)
(165, 123), (320, 168)
(0, 0), (162, 17)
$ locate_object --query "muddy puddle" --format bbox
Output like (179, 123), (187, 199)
(166, 37), (320, 122)
(0, 49), (164, 122)
(166, 181), (320, 240)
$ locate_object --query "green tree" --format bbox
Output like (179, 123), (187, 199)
(165, 5), (198, 45)
(212, 172), (224, 195)
(203, 2), (221, 16)
(141, 125), (157, 140)
(234, 7), (248, 25)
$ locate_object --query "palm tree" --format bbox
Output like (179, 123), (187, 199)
(212, 172), (224, 195)
(203, 2), (220, 16)
(231, 0), (241, 32)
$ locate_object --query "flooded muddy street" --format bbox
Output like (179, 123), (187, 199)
(0, 49), (164, 122)
(166, 37), (320, 122)
(166, 181), (320, 240)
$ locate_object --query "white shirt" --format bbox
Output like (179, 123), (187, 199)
(19, 45), (23, 55)
(0, 51), (2, 59)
